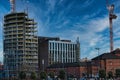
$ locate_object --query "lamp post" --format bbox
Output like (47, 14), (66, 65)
(42, 59), (44, 72)
(95, 48), (100, 78)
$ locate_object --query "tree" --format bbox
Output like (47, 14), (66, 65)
(48, 72), (54, 79)
(99, 69), (106, 78)
(108, 71), (113, 78)
(68, 74), (74, 78)
(19, 71), (26, 80)
(115, 69), (120, 77)
(58, 70), (65, 80)
(40, 71), (47, 80)
(30, 72), (37, 80)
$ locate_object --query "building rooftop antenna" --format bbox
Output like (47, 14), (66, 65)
(9, 0), (15, 12)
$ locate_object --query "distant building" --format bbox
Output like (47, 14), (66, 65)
(38, 36), (80, 72)
(80, 57), (91, 62)
(3, 12), (38, 78)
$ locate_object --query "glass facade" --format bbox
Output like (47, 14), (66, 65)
(48, 40), (79, 64)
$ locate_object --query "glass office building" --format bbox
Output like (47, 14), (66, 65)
(48, 40), (79, 64)
(38, 37), (80, 72)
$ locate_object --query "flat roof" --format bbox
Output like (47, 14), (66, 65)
(47, 62), (97, 68)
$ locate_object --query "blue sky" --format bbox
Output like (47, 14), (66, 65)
(0, 0), (120, 63)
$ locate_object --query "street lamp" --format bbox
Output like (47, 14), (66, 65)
(42, 59), (44, 72)
(95, 48), (100, 78)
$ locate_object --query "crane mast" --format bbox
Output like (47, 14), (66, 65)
(106, 0), (117, 52)
(10, 0), (15, 12)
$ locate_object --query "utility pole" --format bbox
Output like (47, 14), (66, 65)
(106, 0), (117, 52)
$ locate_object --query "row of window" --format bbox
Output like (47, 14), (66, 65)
(49, 50), (76, 63)
(49, 41), (76, 51)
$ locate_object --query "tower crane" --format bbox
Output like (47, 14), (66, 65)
(10, 0), (15, 12)
(106, 0), (117, 52)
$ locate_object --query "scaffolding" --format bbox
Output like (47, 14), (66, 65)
(4, 12), (38, 78)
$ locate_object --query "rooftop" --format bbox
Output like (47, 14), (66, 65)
(111, 48), (120, 54)
(47, 62), (97, 68)
(4, 12), (27, 17)
(38, 36), (72, 42)
(92, 49), (120, 60)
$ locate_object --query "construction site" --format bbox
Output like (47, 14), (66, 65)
(1, 0), (120, 79)
(3, 0), (38, 78)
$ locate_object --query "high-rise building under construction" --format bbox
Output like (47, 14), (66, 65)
(3, 12), (38, 78)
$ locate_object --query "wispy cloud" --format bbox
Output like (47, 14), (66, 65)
(80, 0), (94, 9)
(13, 0), (120, 60)
(0, 0), (120, 62)
(114, 0), (120, 11)
(83, 9), (102, 20)
(49, 14), (119, 59)
(47, 0), (56, 11)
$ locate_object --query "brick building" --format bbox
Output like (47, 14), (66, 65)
(46, 62), (98, 79)
(46, 49), (120, 78)
(92, 48), (120, 76)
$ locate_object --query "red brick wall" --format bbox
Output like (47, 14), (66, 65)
(67, 67), (80, 78)
(96, 59), (120, 76)
(47, 58), (120, 78)
(99, 60), (106, 70)
(47, 65), (98, 78)
(105, 59), (120, 76)
(115, 53), (120, 57)
(91, 66), (98, 76)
